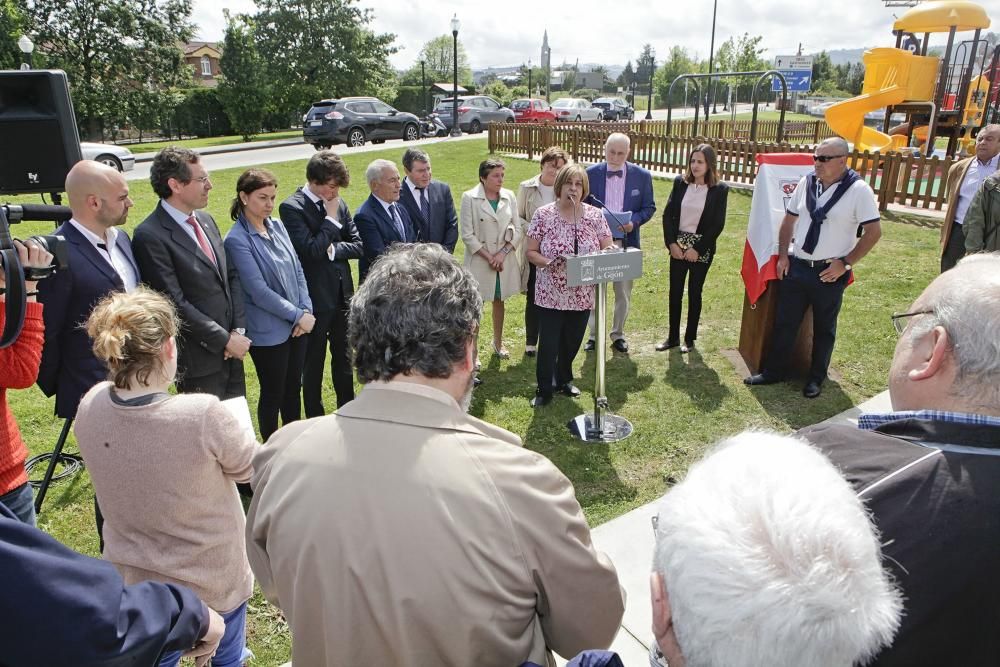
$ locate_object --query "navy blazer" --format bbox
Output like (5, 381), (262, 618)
(133, 203), (246, 379)
(279, 188), (363, 312)
(398, 179), (459, 252)
(37, 221), (139, 419)
(354, 194), (417, 281)
(224, 216), (312, 347)
(585, 162), (656, 248)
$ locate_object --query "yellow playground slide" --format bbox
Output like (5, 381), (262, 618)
(826, 86), (907, 153)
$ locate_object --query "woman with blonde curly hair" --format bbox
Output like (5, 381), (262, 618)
(74, 286), (259, 667)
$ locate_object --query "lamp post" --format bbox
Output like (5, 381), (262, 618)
(450, 14), (462, 137)
(630, 80), (637, 110)
(645, 59), (654, 120)
(545, 47), (551, 103)
(528, 58), (532, 98)
(17, 35), (33, 70)
(706, 0), (718, 116)
(420, 59), (426, 116)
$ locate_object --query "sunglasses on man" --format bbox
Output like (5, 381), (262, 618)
(813, 154), (847, 163)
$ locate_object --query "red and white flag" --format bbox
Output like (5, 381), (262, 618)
(741, 153), (814, 305)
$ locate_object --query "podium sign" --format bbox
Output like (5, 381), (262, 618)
(564, 248), (643, 443)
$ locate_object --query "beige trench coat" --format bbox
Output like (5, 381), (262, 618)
(517, 174), (550, 290)
(460, 183), (523, 301)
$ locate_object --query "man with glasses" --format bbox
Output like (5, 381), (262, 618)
(745, 137), (881, 398)
(796, 253), (1000, 665)
(133, 147), (250, 399)
(940, 124), (1000, 271)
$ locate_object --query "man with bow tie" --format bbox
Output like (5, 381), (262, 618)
(584, 132), (656, 354)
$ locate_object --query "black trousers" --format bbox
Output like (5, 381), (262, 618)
(941, 222), (966, 273)
(177, 357), (246, 400)
(249, 335), (308, 441)
(668, 258), (711, 345)
(764, 258), (849, 384)
(303, 304), (354, 416)
(525, 264), (539, 346)
(535, 306), (590, 395)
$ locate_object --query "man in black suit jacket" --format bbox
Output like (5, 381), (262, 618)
(279, 151), (363, 414)
(38, 161), (140, 420)
(132, 147), (249, 399)
(398, 148), (458, 253)
(354, 159), (417, 281)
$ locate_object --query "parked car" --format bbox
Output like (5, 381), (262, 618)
(80, 142), (135, 172)
(592, 97), (634, 121)
(510, 98), (557, 123)
(302, 97), (420, 149)
(434, 95), (515, 133)
(550, 98), (603, 122)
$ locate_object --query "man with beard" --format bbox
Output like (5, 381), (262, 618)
(246, 244), (623, 667)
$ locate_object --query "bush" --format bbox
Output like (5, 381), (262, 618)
(393, 85), (433, 115)
(170, 88), (232, 138)
(572, 88), (600, 101)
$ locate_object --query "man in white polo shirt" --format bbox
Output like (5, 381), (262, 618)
(745, 137), (882, 398)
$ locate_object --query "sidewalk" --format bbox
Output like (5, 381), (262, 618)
(132, 136), (305, 163)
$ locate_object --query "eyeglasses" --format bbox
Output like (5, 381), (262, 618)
(813, 154), (847, 163)
(891, 309), (934, 335)
(187, 176), (211, 185)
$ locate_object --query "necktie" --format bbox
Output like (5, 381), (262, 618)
(418, 187), (430, 221)
(316, 199), (326, 217)
(185, 215), (217, 267)
(389, 204), (406, 240)
(608, 170), (624, 178)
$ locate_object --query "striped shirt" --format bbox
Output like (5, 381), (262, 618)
(859, 409), (1000, 431)
(605, 164), (626, 213)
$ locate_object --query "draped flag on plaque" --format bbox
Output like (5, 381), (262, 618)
(741, 153), (815, 305)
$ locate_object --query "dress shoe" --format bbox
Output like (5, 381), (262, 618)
(744, 373), (780, 386)
(803, 381), (822, 399)
(531, 392), (553, 408)
(655, 339), (680, 352)
(492, 344), (510, 359)
(584, 339), (596, 352)
(524, 345), (537, 358)
(473, 376), (482, 387)
(680, 341), (695, 354)
(611, 338), (629, 353)
(558, 383), (581, 397)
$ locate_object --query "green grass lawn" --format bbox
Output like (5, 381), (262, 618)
(6, 138), (941, 664)
(121, 130), (303, 155)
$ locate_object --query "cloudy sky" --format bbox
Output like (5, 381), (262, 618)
(192, 0), (1000, 70)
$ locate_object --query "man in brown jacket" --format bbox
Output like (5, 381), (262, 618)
(246, 244), (624, 666)
(939, 124), (1000, 272)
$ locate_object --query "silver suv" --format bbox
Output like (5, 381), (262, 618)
(434, 95), (515, 133)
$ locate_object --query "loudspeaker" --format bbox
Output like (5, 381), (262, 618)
(0, 70), (82, 196)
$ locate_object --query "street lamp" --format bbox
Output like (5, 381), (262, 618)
(17, 35), (33, 70)
(450, 14), (462, 137)
(528, 58), (532, 98)
(545, 47), (551, 103)
(706, 0), (718, 116)
(420, 59), (426, 116)
(645, 59), (654, 120)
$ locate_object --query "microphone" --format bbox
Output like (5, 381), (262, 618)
(569, 194), (579, 256)
(587, 195), (630, 250)
(2, 203), (73, 223)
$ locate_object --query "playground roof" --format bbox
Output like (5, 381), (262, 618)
(893, 0), (990, 32)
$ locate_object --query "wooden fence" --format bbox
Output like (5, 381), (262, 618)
(489, 122), (954, 212)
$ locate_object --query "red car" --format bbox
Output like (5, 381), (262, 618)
(511, 98), (557, 123)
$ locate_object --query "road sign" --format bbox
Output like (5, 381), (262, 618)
(771, 70), (812, 93)
(774, 55), (813, 71)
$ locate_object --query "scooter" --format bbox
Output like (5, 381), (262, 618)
(420, 113), (448, 138)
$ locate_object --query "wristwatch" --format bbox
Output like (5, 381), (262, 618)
(233, 328), (246, 336)
(839, 257), (853, 271)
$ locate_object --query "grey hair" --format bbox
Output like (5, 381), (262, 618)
(820, 136), (850, 154)
(402, 148), (430, 172)
(349, 244), (483, 383)
(910, 252), (1000, 407)
(365, 159), (398, 188)
(605, 132), (630, 151)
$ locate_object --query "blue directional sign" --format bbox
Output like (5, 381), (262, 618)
(771, 70), (812, 93)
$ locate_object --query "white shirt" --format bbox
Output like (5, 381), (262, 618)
(302, 184), (341, 262)
(373, 194), (401, 221)
(786, 174), (880, 261)
(954, 154), (1000, 226)
(160, 199), (204, 250)
(68, 219), (138, 291)
(405, 178), (428, 207)
(536, 183), (555, 206)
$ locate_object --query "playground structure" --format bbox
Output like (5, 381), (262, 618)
(825, 0), (997, 156)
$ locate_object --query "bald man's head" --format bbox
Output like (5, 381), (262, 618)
(65, 160), (133, 230)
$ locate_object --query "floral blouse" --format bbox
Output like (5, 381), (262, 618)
(527, 202), (612, 311)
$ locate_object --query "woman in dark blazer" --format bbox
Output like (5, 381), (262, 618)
(224, 168), (315, 440)
(657, 143), (728, 353)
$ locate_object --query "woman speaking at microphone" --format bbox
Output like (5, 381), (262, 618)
(525, 164), (613, 407)
(658, 143), (728, 353)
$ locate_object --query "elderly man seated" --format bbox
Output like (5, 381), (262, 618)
(649, 431), (902, 667)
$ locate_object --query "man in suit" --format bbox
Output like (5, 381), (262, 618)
(798, 253), (1000, 665)
(397, 148), (458, 252)
(584, 132), (656, 353)
(246, 244), (623, 666)
(38, 160), (139, 420)
(354, 158), (417, 281)
(279, 150), (363, 414)
(939, 123), (1000, 272)
(132, 147), (249, 399)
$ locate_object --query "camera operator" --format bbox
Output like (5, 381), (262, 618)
(0, 239), (53, 525)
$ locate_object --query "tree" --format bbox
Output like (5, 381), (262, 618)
(714, 33), (768, 105)
(636, 44), (656, 89)
(251, 0), (398, 118)
(616, 60), (635, 89)
(26, 0), (194, 139)
(218, 13), (268, 141)
(654, 45), (700, 107)
(0, 0), (28, 70)
(400, 34), (471, 87)
(481, 80), (511, 106)
(811, 51), (835, 92)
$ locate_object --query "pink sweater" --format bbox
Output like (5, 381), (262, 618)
(75, 383), (259, 612)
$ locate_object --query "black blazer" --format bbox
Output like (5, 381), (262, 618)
(132, 202), (246, 379)
(354, 194), (417, 281)
(398, 179), (459, 252)
(279, 189), (363, 312)
(37, 222), (139, 418)
(662, 176), (729, 259)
